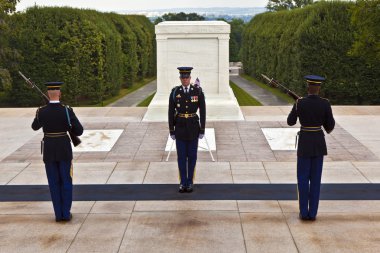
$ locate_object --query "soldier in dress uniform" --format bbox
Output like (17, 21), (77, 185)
(31, 82), (83, 222)
(168, 67), (206, 193)
(287, 75), (335, 221)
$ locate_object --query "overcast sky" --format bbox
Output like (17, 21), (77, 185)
(16, 0), (268, 12)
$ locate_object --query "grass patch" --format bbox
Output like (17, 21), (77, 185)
(137, 92), (156, 107)
(83, 77), (156, 107)
(240, 74), (296, 104)
(230, 81), (262, 106)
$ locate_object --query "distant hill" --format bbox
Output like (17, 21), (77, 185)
(119, 7), (267, 23)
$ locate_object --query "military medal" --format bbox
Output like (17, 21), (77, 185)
(191, 96), (198, 102)
(177, 104), (180, 107)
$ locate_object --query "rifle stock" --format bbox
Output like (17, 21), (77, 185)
(19, 71), (81, 147)
(68, 131), (81, 147)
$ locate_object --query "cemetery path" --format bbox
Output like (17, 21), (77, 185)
(108, 80), (157, 107)
(230, 75), (290, 106)
(109, 75), (290, 107)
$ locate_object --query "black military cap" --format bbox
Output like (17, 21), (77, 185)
(177, 67), (193, 78)
(304, 75), (325, 86)
(45, 81), (64, 90)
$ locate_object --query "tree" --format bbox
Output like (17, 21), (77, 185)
(0, 0), (19, 13)
(229, 19), (246, 62)
(349, 0), (380, 66)
(154, 12), (205, 24)
(266, 0), (314, 11)
(0, 0), (20, 93)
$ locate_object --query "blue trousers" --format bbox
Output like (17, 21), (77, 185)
(44, 160), (73, 220)
(297, 156), (324, 218)
(176, 138), (199, 186)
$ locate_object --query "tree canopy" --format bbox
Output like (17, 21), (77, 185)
(349, 0), (380, 66)
(266, 0), (314, 11)
(154, 12), (205, 24)
(3, 7), (155, 106)
(0, 0), (19, 14)
(0, 0), (20, 93)
(242, 1), (380, 105)
(229, 19), (246, 62)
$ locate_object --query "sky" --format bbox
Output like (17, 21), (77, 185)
(16, 0), (268, 12)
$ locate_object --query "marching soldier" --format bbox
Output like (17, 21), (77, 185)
(168, 67), (206, 193)
(287, 75), (335, 221)
(32, 82), (83, 222)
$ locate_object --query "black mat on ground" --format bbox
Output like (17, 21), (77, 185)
(1, 184), (380, 201)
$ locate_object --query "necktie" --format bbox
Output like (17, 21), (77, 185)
(185, 87), (188, 94)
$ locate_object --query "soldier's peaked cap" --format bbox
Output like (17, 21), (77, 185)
(304, 75), (325, 86)
(177, 67), (193, 78)
(45, 82), (64, 90)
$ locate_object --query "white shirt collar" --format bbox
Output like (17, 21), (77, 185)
(49, 100), (60, 103)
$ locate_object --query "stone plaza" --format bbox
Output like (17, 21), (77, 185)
(0, 106), (380, 252)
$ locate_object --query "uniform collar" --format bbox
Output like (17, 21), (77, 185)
(49, 100), (60, 103)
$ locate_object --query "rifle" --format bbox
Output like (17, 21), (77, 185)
(261, 74), (300, 100)
(18, 71), (81, 147)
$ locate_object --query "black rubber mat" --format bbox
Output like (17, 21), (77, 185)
(1, 184), (380, 201)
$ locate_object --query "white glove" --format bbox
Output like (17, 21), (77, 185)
(199, 134), (204, 139)
(170, 135), (176, 140)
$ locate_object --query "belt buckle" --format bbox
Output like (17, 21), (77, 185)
(185, 114), (188, 118)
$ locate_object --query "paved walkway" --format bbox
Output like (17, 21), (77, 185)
(108, 80), (157, 107)
(230, 75), (290, 105)
(1, 106), (380, 252)
(108, 75), (290, 108)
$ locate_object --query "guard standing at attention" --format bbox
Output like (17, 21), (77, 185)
(168, 67), (206, 193)
(32, 82), (83, 222)
(287, 75), (335, 221)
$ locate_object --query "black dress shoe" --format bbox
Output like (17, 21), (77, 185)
(55, 218), (62, 222)
(178, 184), (186, 193)
(186, 184), (193, 193)
(62, 213), (72, 222)
(299, 213), (310, 221)
(309, 216), (316, 221)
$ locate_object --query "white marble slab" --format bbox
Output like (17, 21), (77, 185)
(165, 128), (216, 151)
(261, 128), (299, 151)
(73, 129), (123, 152)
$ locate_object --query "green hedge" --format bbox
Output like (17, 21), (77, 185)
(6, 7), (155, 106)
(241, 1), (380, 104)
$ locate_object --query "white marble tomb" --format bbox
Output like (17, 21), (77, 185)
(143, 21), (244, 122)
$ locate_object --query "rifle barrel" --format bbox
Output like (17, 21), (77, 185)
(261, 74), (272, 84)
(261, 73), (300, 99)
(18, 71), (49, 101)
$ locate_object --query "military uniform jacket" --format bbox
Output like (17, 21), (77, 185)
(168, 85), (206, 141)
(287, 95), (335, 157)
(31, 103), (83, 162)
